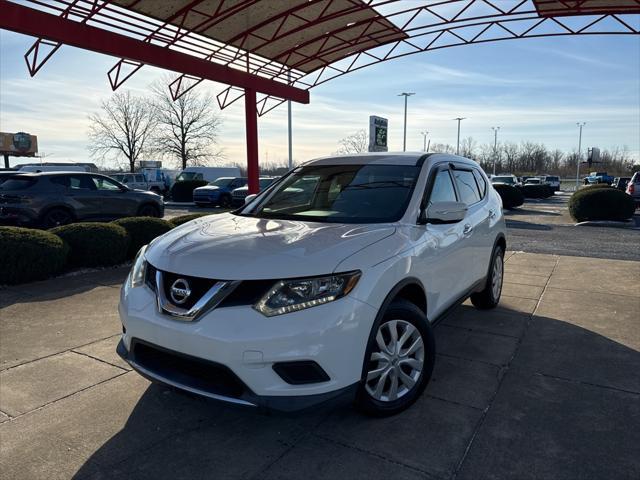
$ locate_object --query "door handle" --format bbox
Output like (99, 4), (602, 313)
(488, 209), (496, 219)
(463, 224), (473, 235)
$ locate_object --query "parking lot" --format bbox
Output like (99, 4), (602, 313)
(1, 248), (639, 480)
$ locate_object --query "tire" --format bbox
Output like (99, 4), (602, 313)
(138, 204), (160, 218)
(470, 246), (504, 310)
(356, 299), (435, 417)
(219, 194), (232, 208)
(41, 207), (74, 229)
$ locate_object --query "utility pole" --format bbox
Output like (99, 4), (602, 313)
(399, 92), (415, 152)
(421, 131), (429, 152)
(491, 126), (500, 175)
(454, 117), (466, 155)
(287, 70), (293, 170)
(575, 122), (586, 189)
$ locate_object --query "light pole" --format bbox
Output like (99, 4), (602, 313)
(491, 126), (500, 175)
(399, 92), (415, 152)
(421, 131), (429, 152)
(287, 70), (293, 170)
(575, 122), (586, 189)
(453, 117), (466, 155)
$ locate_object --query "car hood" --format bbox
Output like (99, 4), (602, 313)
(194, 185), (221, 193)
(146, 213), (396, 279)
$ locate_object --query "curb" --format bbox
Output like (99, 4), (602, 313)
(574, 220), (639, 230)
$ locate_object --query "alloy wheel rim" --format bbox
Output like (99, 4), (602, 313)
(491, 253), (503, 300)
(365, 319), (424, 402)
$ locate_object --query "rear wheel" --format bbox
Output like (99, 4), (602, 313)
(356, 299), (435, 417)
(470, 246), (504, 310)
(138, 204), (160, 217)
(42, 208), (74, 228)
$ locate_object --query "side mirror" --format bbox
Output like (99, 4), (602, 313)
(244, 193), (257, 204)
(422, 201), (467, 224)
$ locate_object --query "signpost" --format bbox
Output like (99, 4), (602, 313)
(368, 116), (388, 152)
(1, 132), (39, 168)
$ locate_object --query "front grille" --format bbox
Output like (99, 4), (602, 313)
(233, 190), (248, 199)
(132, 340), (247, 398)
(160, 269), (220, 310)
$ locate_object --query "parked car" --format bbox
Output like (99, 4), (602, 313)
(0, 172), (164, 228)
(176, 167), (241, 183)
(612, 177), (631, 191)
(231, 177), (278, 206)
(626, 172), (640, 206)
(539, 175), (560, 192)
(193, 177), (248, 207)
(0, 171), (18, 184)
(524, 177), (541, 185)
(117, 152), (506, 416)
(584, 171), (614, 185)
(490, 175), (518, 186)
(110, 173), (166, 195)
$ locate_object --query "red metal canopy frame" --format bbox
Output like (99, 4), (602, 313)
(1, 0), (638, 193)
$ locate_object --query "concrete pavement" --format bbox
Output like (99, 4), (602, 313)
(1, 253), (639, 479)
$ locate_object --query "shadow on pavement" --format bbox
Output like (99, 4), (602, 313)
(505, 219), (553, 231)
(504, 208), (560, 217)
(70, 307), (640, 480)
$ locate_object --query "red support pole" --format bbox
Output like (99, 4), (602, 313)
(245, 88), (259, 194)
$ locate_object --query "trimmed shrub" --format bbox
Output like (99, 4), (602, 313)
(170, 180), (207, 202)
(169, 213), (209, 227)
(112, 217), (173, 258)
(568, 187), (636, 222)
(51, 222), (130, 267)
(493, 184), (524, 209)
(0, 227), (69, 285)
(519, 184), (553, 199)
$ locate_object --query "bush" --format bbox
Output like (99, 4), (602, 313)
(568, 188), (636, 222)
(0, 227), (69, 285)
(169, 213), (210, 227)
(112, 217), (173, 258)
(519, 184), (553, 199)
(493, 184), (524, 209)
(170, 180), (207, 202)
(51, 222), (130, 267)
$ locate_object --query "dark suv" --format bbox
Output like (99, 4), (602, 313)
(0, 172), (164, 228)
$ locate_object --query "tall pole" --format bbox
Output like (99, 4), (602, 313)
(454, 117), (466, 155)
(421, 131), (429, 152)
(492, 126), (500, 175)
(575, 122), (586, 189)
(287, 70), (293, 170)
(245, 88), (259, 194)
(398, 92), (415, 152)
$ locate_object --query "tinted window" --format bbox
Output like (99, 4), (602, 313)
(244, 164), (419, 224)
(0, 177), (36, 190)
(453, 170), (481, 205)
(135, 175), (145, 182)
(473, 170), (487, 198)
(50, 175), (96, 190)
(429, 170), (457, 203)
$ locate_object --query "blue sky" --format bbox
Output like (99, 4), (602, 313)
(1, 24), (639, 168)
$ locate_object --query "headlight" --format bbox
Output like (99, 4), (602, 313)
(254, 271), (361, 317)
(129, 245), (148, 288)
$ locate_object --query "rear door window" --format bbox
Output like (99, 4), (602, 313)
(0, 177), (37, 190)
(472, 170), (487, 198)
(452, 170), (481, 205)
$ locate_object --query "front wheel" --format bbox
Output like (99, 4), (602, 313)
(42, 208), (74, 228)
(356, 299), (435, 417)
(219, 194), (232, 208)
(470, 246), (504, 310)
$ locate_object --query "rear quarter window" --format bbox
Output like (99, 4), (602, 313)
(0, 178), (37, 190)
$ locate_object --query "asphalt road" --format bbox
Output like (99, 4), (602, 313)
(506, 221), (640, 261)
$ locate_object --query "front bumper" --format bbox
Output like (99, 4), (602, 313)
(118, 284), (376, 411)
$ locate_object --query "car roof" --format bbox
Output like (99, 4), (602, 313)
(304, 152), (477, 169)
(8, 171), (99, 177)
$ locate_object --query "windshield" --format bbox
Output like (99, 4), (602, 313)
(240, 164), (419, 224)
(209, 177), (234, 187)
(492, 176), (514, 184)
(176, 172), (198, 181)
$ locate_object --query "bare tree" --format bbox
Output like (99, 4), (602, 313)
(335, 129), (368, 154)
(430, 143), (455, 154)
(152, 75), (223, 170)
(88, 91), (157, 172)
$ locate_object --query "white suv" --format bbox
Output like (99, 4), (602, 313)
(118, 153), (506, 416)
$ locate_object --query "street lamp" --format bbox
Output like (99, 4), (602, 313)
(420, 131), (429, 152)
(491, 126), (500, 175)
(575, 122), (586, 189)
(453, 117), (466, 155)
(399, 92), (415, 152)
